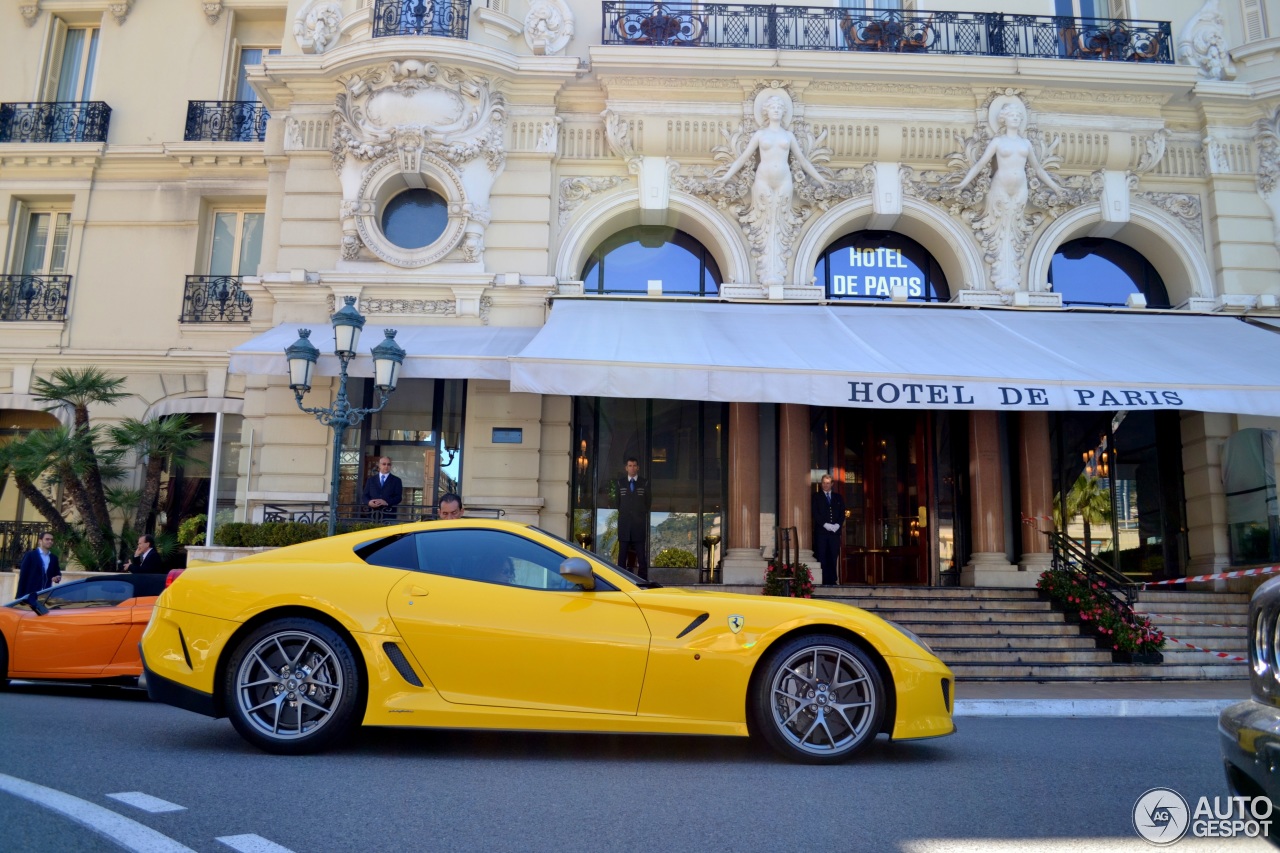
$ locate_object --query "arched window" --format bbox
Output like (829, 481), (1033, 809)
(813, 231), (949, 302)
(1048, 238), (1170, 308)
(581, 226), (722, 296)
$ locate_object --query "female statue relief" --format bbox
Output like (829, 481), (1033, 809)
(956, 97), (1061, 293)
(719, 91), (827, 286)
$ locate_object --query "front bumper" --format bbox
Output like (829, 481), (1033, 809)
(887, 654), (956, 741)
(1219, 698), (1280, 803)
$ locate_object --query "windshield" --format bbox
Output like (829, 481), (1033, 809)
(533, 527), (663, 588)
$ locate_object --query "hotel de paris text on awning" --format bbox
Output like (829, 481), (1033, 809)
(508, 301), (1280, 417)
(229, 302), (1280, 416)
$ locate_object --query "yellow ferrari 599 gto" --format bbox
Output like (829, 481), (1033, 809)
(140, 520), (954, 763)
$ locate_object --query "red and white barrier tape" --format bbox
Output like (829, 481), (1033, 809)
(1021, 514), (1053, 526)
(1137, 611), (1244, 630)
(1141, 564), (1280, 588)
(1160, 635), (1247, 662)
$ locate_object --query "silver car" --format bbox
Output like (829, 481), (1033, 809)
(1220, 575), (1280, 805)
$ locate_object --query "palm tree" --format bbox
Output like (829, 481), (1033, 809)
(10, 427), (111, 554)
(1058, 473), (1113, 557)
(31, 367), (128, 530)
(109, 415), (203, 532)
(0, 438), (71, 538)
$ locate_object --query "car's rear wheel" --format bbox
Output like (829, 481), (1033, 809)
(0, 636), (9, 691)
(223, 618), (359, 755)
(752, 634), (885, 764)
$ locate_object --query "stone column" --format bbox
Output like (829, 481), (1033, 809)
(722, 403), (763, 585)
(777, 403), (814, 567)
(962, 410), (1018, 586)
(1017, 411), (1053, 577)
(1182, 411), (1233, 585)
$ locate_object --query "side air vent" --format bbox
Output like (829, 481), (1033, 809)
(676, 613), (709, 639)
(178, 627), (193, 669)
(383, 642), (424, 687)
(941, 678), (952, 714)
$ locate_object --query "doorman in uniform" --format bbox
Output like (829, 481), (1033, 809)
(811, 473), (845, 585)
(614, 456), (651, 580)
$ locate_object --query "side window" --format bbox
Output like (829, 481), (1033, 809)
(41, 580), (134, 610)
(414, 529), (581, 591)
(355, 533), (419, 570)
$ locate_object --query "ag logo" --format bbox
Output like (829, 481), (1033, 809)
(1133, 787), (1190, 845)
(727, 615), (745, 634)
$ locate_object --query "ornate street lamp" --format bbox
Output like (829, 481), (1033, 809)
(285, 296), (406, 537)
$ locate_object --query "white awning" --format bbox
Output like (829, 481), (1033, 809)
(509, 300), (1280, 416)
(229, 323), (539, 381)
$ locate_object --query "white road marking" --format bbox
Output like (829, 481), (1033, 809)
(0, 772), (196, 853)
(216, 834), (298, 853)
(107, 791), (188, 813)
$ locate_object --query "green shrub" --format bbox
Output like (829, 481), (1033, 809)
(176, 515), (207, 547)
(652, 547), (697, 568)
(212, 520), (387, 548)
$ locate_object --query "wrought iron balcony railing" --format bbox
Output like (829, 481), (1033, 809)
(373, 0), (471, 38)
(601, 5), (1172, 62)
(0, 102), (111, 143)
(181, 275), (253, 323)
(0, 275), (71, 322)
(184, 101), (270, 143)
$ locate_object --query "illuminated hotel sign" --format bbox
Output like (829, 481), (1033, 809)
(829, 247), (926, 298)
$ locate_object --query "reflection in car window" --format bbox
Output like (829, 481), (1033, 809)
(355, 533), (419, 571)
(534, 527), (659, 588)
(414, 529), (583, 591)
(42, 580), (134, 610)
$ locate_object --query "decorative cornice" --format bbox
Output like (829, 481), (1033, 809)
(19, 2), (40, 26)
(107, 0), (132, 24)
(1039, 89), (1168, 106)
(201, 2), (223, 24)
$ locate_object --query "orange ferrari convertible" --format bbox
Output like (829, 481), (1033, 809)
(1, 572), (168, 688)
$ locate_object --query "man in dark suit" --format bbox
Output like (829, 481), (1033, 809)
(614, 456), (651, 580)
(811, 473), (846, 586)
(362, 457), (403, 520)
(127, 533), (165, 574)
(16, 531), (61, 598)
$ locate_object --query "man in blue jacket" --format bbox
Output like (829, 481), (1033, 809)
(16, 531), (61, 599)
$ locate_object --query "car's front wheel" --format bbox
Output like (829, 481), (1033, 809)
(223, 618), (360, 755)
(752, 634), (885, 764)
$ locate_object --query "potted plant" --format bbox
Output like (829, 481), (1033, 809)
(763, 559), (814, 598)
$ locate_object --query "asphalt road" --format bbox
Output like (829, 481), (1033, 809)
(0, 682), (1270, 853)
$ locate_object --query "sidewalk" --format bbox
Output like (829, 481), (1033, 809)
(953, 679), (1250, 718)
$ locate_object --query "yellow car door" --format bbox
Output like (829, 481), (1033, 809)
(386, 528), (651, 715)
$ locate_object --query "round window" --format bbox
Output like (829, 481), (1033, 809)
(381, 189), (448, 250)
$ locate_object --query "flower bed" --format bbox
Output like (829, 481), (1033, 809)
(1036, 567), (1165, 657)
(763, 559), (814, 597)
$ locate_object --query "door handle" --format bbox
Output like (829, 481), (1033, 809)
(408, 585), (430, 597)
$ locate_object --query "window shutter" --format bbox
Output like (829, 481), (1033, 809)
(1107, 0), (1127, 20)
(7, 201), (31, 274)
(41, 18), (68, 101)
(222, 36), (241, 101)
(1242, 0), (1268, 42)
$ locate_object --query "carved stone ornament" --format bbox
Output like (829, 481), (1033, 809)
(534, 117), (562, 154)
(1134, 129), (1169, 174)
(295, 0), (343, 54)
(1136, 192), (1204, 244)
(19, 2), (40, 26)
(326, 295), (493, 325)
(331, 62), (507, 267)
(107, 0), (132, 24)
(524, 0), (574, 55)
(201, 2), (223, 24)
(673, 82), (860, 286)
(1255, 107), (1280, 247)
(1177, 0), (1237, 80)
(559, 176), (628, 225)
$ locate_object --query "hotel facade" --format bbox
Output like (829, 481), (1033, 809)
(2, 0), (1280, 588)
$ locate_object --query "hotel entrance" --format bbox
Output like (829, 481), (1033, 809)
(814, 409), (949, 585)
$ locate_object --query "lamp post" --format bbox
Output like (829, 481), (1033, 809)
(285, 296), (406, 537)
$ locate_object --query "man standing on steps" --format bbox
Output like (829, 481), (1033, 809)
(614, 456), (651, 580)
(811, 473), (845, 586)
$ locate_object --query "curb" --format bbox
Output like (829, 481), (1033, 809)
(954, 698), (1239, 717)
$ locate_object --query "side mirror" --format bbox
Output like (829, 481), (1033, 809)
(558, 557), (596, 590)
(25, 593), (49, 616)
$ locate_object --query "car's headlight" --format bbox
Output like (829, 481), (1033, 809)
(883, 619), (933, 655)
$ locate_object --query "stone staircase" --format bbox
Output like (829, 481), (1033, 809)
(807, 585), (1249, 681)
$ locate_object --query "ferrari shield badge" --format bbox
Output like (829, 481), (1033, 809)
(728, 614), (745, 634)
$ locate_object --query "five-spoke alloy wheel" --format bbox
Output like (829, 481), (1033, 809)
(753, 634), (885, 763)
(224, 618), (360, 754)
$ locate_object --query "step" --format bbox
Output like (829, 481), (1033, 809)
(815, 585), (1041, 600)
(1134, 602), (1250, 615)
(949, 662), (1248, 680)
(836, 598), (1055, 612)
(924, 635), (1102, 651)
(910, 622), (1084, 637)
(938, 649), (1116, 664)
(1141, 612), (1249, 627)
(1137, 591), (1250, 605)
(868, 609), (1063, 623)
